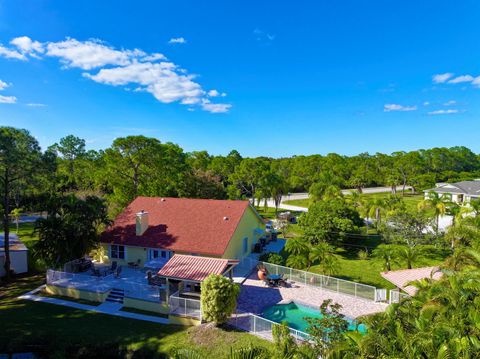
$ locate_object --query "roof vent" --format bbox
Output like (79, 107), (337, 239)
(223, 216), (229, 221)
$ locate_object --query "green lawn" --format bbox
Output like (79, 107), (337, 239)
(309, 243), (449, 289)
(1, 221), (271, 358)
(283, 192), (424, 211)
(0, 275), (271, 358)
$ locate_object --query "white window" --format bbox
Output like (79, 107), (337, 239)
(148, 249), (172, 260)
(111, 245), (125, 259)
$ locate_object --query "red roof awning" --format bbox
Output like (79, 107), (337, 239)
(157, 254), (234, 282)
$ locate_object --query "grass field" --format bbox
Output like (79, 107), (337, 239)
(1, 222), (271, 357)
(0, 275), (271, 357)
(283, 192), (425, 212)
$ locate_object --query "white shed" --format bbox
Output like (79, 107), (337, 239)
(0, 233), (28, 277)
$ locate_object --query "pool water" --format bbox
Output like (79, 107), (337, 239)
(262, 302), (367, 334)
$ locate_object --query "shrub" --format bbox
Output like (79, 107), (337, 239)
(259, 252), (284, 265)
(358, 249), (369, 260)
(200, 274), (240, 325)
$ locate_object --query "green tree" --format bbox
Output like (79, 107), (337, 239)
(305, 299), (349, 358)
(10, 207), (22, 234)
(372, 245), (397, 271)
(300, 199), (363, 244)
(33, 195), (110, 268)
(272, 322), (298, 358)
(0, 127), (42, 280)
(418, 191), (451, 234)
(396, 246), (421, 269)
(200, 274), (240, 325)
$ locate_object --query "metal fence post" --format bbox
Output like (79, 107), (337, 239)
(253, 315), (257, 333)
(355, 283), (357, 298)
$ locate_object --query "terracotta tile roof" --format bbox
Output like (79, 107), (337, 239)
(381, 266), (443, 295)
(100, 196), (254, 257)
(157, 254), (229, 281)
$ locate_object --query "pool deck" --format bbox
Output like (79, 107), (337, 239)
(237, 272), (388, 319)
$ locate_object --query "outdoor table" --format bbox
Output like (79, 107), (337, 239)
(267, 274), (282, 286)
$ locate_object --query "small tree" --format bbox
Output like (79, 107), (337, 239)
(200, 274), (240, 325)
(10, 208), (22, 234)
(272, 321), (298, 358)
(305, 299), (349, 357)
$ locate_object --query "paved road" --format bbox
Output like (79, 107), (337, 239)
(268, 185), (414, 213)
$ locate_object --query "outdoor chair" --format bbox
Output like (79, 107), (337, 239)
(115, 265), (122, 278)
(109, 261), (117, 274)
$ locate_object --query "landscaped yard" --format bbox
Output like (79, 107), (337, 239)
(0, 275), (271, 357)
(283, 192), (425, 212)
(1, 221), (271, 358)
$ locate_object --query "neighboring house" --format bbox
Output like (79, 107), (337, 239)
(100, 196), (266, 268)
(424, 180), (480, 204)
(0, 233), (28, 277)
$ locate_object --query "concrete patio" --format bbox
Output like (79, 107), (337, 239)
(237, 272), (388, 319)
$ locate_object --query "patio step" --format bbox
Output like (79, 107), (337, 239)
(106, 288), (124, 304)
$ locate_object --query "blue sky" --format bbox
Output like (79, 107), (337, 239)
(1, 0), (480, 157)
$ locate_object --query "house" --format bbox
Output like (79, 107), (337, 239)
(0, 233), (28, 277)
(100, 196), (266, 268)
(424, 180), (480, 204)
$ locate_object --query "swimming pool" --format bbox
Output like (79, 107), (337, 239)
(262, 302), (367, 334)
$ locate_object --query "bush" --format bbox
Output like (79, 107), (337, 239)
(357, 249), (369, 260)
(259, 252), (284, 265)
(200, 274), (240, 325)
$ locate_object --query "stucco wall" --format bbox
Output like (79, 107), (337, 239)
(46, 284), (109, 302)
(123, 297), (169, 314)
(222, 205), (264, 260)
(0, 251), (28, 276)
(102, 244), (148, 266)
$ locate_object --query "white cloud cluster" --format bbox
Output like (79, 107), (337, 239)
(443, 100), (456, 106)
(0, 36), (230, 113)
(384, 103), (417, 112)
(0, 78), (16, 104)
(433, 72), (480, 87)
(428, 109), (459, 115)
(168, 37), (186, 44)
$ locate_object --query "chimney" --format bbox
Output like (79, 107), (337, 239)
(136, 210), (149, 236)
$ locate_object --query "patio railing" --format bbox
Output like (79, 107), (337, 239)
(46, 269), (165, 302)
(229, 310), (310, 342)
(169, 293), (202, 321)
(257, 261), (379, 301)
(389, 289), (410, 304)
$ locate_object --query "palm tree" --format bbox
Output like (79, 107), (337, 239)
(396, 246), (420, 269)
(373, 245), (397, 272)
(317, 254), (339, 276)
(10, 207), (22, 234)
(307, 241), (333, 270)
(286, 254), (308, 269)
(418, 191), (450, 234)
(284, 237), (309, 256)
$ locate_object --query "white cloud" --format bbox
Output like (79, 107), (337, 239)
(168, 37), (186, 44)
(26, 103), (46, 107)
(472, 76), (480, 87)
(0, 95), (17, 104)
(253, 28), (275, 42)
(432, 73), (454, 84)
(384, 104), (417, 112)
(443, 100), (456, 106)
(428, 109), (459, 115)
(45, 38), (141, 70)
(448, 75), (474, 84)
(208, 89), (227, 97)
(0, 45), (26, 60)
(0, 35), (230, 113)
(10, 36), (44, 57)
(201, 99), (231, 113)
(423, 101), (430, 106)
(0, 79), (9, 91)
(141, 53), (166, 62)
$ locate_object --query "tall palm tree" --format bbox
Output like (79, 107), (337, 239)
(286, 254), (308, 269)
(396, 246), (420, 269)
(418, 191), (450, 234)
(373, 245), (397, 272)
